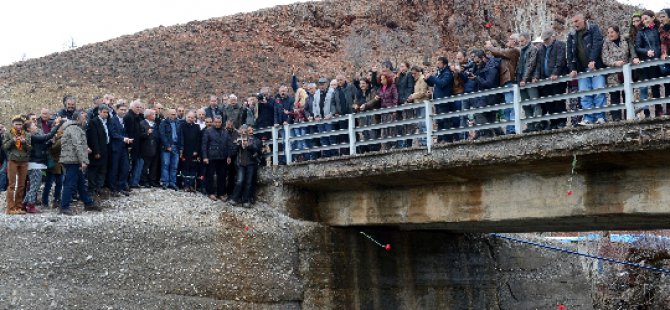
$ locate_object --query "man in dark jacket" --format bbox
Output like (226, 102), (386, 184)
(125, 100), (144, 188)
(426, 56), (456, 142)
(395, 62), (416, 147)
(58, 96), (79, 120)
(517, 32), (542, 132)
(230, 125), (261, 207)
(486, 34), (520, 134)
(255, 87), (275, 134)
(469, 50), (501, 139)
(205, 95), (223, 119)
(159, 109), (181, 190)
(567, 14), (606, 125)
(273, 86), (294, 126)
(86, 104), (110, 195)
(107, 103), (132, 196)
(201, 116), (233, 201)
(179, 111), (202, 192)
(538, 29), (570, 129)
(139, 109), (160, 187)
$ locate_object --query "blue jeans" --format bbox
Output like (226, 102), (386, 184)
(0, 160), (7, 192)
(578, 73), (607, 123)
(161, 147), (179, 187)
(61, 164), (94, 210)
(130, 158), (144, 187)
(317, 123), (337, 157)
(503, 82), (515, 134)
(231, 164), (257, 203)
(42, 172), (63, 206)
(109, 148), (130, 191)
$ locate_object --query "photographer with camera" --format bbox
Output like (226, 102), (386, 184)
(230, 125), (261, 207)
(425, 56), (455, 142)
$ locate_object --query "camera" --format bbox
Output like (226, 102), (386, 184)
(256, 93), (265, 102)
(462, 61), (476, 74)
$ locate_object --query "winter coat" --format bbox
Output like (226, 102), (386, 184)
(567, 20), (605, 72)
(602, 39), (633, 85)
(472, 58), (501, 107)
(2, 131), (32, 162)
(536, 40), (569, 79)
(312, 88), (336, 118)
(201, 127), (234, 161)
(425, 67), (454, 99)
(205, 105), (223, 119)
(256, 100), (275, 128)
(159, 118), (181, 151)
(86, 117), (109, 166)
(244, 106), (257, 127)
(108, 115), (128, 153)
(488, 46), (520, 85)
(28, 124), (61, 165)
(179, 122), (202, 158)
(123, 110), (142, 157)
(273, 95), (294, 125)
(395, 71), (415, 104)
(139, 119), (159, 158)
(233, 136), (261, 167)
(223, 103), (244, 128)
(332, 82), (357, 115)
(59, 121), (88, 165)
(57, 108), (78, 120)
(49, 130), (64, 174)
(378, 84), (399, 109)
(635, 26), (662, 61)
(516, 43), (539, 83)
(410, 77), (430, 102)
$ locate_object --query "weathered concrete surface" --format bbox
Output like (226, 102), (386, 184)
(259, 120), (670, 232)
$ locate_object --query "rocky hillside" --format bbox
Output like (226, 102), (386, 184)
(0, 0), (637, 121)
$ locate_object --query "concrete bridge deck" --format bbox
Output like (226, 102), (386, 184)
(260, 119), (670, 232)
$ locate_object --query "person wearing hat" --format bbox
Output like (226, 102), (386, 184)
(2, 115), (32, 214)
(537, 29), (569, 129)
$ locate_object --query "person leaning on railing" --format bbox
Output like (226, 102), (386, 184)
(657, 9), (670, 115)
(467, 49), (501, 139)
(537, 30), (569, 130)
(601, 25), (639, 122)
(485, 34), (520, 135)
(406, 66), (430, 147)
(353, 78), (379, 153)
(376, 73), (399, 151)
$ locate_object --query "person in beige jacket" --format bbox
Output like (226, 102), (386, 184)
(407, 66), (430, 146)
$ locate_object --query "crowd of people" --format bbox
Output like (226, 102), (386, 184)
(1, 10), (669, 215)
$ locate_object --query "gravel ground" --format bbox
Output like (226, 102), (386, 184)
(0, 188), (319, 310)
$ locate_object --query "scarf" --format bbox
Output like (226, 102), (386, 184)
(10, 128), (23, 151)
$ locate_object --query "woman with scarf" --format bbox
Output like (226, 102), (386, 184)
(602, 25), (638, 121)
(2, 116), (32, 215)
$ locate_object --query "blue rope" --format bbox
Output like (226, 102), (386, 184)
(490, 233), (670, 275)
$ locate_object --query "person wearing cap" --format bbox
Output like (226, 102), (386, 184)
(2, 116), (32, 215)
(59, 111), (99, 215)
(537, 29), (569, 129)
(567, 14), (606, 126)
(516, 32), (542, 132)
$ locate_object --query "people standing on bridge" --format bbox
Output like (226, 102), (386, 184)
(22, 118), (62, 213)
(202, 116), (233, 201)
(311, 78), (337, 158)
(273, 85), (293, 163)
(230, 125), (261, 207)
(468, 50), (501, 139)
(451, 50), (477, 140)
(3, 116), (31, 215)
(395, 61), (416, 148)
(406, 66), (429, 146)
(602, 25), (639, 122)
(287, 88), (310, 162)
(567, 14), (606, 126)
(354, 78), (379, 152)
(333, 74), (357, 155)
(515, 33), (541, 132)
(377, 72), (399, 151)
(425, 56), (454, 142)
(486, 34), (520, 135)
(635, 10), (663, 118)
(537, 30), (569, 130)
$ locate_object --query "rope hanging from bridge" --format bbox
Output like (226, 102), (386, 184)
(360, 231), (391, 251)
(490, 233), (670, 275)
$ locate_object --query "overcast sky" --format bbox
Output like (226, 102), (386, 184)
(0, 0), (667, 67)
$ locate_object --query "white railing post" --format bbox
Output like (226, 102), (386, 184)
(271, 126), (279, 166)
(348, 114), (357, 155)
(622, 63), (635, 120)
(513, 84), (522, 134)
(284, 123), (292, 165)
(424, 100), (433, 153)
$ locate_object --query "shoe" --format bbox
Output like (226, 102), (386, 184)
(595, 118), (606, 125)
(162, 185), (168, 190)
(110, 191), (121, 197)
(7, 208), (26, 215)
(60, 208), (74, 216)
(577, 120), (592, 126)
(84, 205), (102, 212)
(52, 200), (61, 209)
(130, 185), (140, 189)
(121, 191), (130, 197)
(25, 204), (41, 214)
(209, 195), (218, 201)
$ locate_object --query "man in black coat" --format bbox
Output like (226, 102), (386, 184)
(201, 116), (233, 201)
(179, 111), (202, 192)
(538, 29), (569, 129)
(107, 103), (132, 196)
(125, 100), (144, 188)
(139, 109), (160, 187)
(204, 95), (223, 119)
(86, 104), (111, 195)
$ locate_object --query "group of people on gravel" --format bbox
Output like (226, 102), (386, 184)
(1, 10), (670, 215)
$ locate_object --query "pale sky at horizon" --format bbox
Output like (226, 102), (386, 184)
(0, 0), (667, 67)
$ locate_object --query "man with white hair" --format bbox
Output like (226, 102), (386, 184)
(125, 99), (144, 188)
(223, 94), (244, 129)
(139, 108), (160, 187)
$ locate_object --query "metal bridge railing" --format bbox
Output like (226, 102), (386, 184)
(255, 59), (670, 165)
